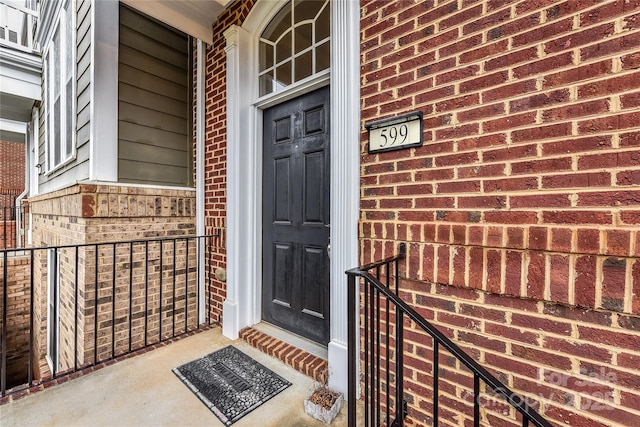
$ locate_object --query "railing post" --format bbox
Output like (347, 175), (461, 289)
(347, 272), (356, 427)
(395, 299), (404, 426)
(2, 249), (7, 396)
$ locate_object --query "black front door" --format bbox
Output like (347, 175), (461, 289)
(262, 86), (330, 345)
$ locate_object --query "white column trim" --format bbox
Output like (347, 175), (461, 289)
(222, 25), (257, 339)
(327, 0), (361, 399)
(90, 0), (118, 182)
(196, 39), (206, 324)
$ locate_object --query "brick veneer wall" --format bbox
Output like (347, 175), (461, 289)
(0, 140), (25, 207)
(0, 256), (35, 388)
(28, 183), (196, 373)
(360, 1), (640, 426)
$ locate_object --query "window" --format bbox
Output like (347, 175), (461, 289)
(44, 0), (75, 172)
(259, 0), (330, 96)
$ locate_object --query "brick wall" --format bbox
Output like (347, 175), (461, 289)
(28, 183), (197, 373)
(360, 0), (640, 425)
(203, 0), (255, 322)
(0, 140), (25, 207)
(0, 256), (35, 388)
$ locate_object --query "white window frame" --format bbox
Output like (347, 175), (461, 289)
(43, 0), (76, 174)
(46, 248), (60, 373)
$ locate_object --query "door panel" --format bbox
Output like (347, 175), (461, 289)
(262, 86), (330, 345)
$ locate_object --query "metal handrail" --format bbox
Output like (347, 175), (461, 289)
(346, 243), (552, 427)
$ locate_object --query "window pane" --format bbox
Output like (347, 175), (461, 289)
(315, 4), (330, 42)
(53, 28), (60, 97)
(259, 70), (274, 97)
(54, 99), (61, 165)
(275, 60), (292, 90)
(259, 42), (274, 71)
(262, 2), (291, 43)
(316, 41), (330, 72)
(65, 1), (73, 79)
(294, 51), (312, 82)
(276, 30), (292, 64)
(294, 0), (325, 24)
(66, 79), (73, 157)
(294, 23), (312, 54)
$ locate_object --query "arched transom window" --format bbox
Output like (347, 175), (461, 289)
(259, 0), (330, 96)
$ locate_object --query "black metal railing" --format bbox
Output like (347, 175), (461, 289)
(1, 205), (29, 250)
(1, 233), (221, 397)
(346, 243), (552, 427)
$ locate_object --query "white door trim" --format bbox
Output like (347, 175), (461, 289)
(223, 0), (360, 398)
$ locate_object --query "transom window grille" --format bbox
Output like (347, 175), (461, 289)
(259, 0), (330, 96)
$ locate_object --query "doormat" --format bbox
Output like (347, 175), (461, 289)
(172, 345), (291, 426)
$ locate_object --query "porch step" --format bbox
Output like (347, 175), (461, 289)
(239, 327), (328, 385)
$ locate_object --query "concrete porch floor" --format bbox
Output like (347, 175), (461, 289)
(0, 327), (348, 427)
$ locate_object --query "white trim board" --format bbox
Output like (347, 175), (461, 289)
(223, 0), (360, 399)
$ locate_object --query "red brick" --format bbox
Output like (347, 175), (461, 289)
(621, 92), (640, 110)
(482, 79), (537, 102)
(580, 31), (640, 61)
(588, 108), (640, 135)
(437, 245), (450, 284)
(458, 196), (506, 209)
(436, 180), (481, 194)
(542, 135), (611, 155)
(464, 7), (511, 35)
(621, 51), (640, 70)
(483, 112), (536, 133)
(542, 172), (611, 189)
(606, 230), (631, 256)
(578, 70), (640, 98)
(550, 227), (573, 253)
(458, 163), (505, 179)
(600, 257), (627, 311)
(512, 122), (572, 143)
(441, 4), (484, 30)
(526, 252), (546, 299)
(485, 47), (538, 72)
(512, 344), (572, 370)
(485, 211), (537, 225)
(512, 17), (573, 47)
(546, 23), (616, 54)
(506, 227), (526, 248)
(414, 196), (455, 209)
(511, 89), (570, 113)
(459, 39), (509, 64)
(486, 225), (503, 246)
(577, 190), (640, 207)
(484, 176), (538, 192)
(510, 193), (571, 208)
(486, 249), (502, 293)
(512, 157), (572, 175)
(579, 325), (640, 351)
(543, 211), (613, 225)
(634, 261), (640, 313)
(435, 93), (479, 112)
(549, 255), (570, 305)
(543, 59), (612, 89)
(542, 99), (610, 122)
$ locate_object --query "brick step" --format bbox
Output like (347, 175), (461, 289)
(239, 327), (328, 384)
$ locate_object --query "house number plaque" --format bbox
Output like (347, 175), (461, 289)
(365, 111), (423, 154)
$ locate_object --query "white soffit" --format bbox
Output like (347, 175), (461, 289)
(121, 0), (231, 44)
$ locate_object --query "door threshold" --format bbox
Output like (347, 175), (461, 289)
(253, 322), (328, 360)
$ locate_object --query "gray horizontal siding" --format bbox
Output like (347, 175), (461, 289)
(37, 0), (91, 194)
(118, 4), (192, 187)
